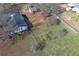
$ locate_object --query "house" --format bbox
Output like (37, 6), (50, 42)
(5, 12), (31, 36)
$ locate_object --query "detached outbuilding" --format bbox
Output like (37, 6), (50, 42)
(5, 12), (32, 36)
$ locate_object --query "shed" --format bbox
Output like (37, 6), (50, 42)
(6, 12), (29, 35)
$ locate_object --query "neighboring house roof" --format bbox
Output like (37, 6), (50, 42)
(6, 12), (28, 35)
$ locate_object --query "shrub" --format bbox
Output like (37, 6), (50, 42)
(35, 41), (46, 51)
(59, 28), (68, 37)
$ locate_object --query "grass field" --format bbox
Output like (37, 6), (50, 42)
(3, 21), (79, 56)
(31, 22), (79, 56)
(1, 4), (79, 56)
(61, 11), (79, 32)
(63, 11), (79, 21)
(0, 9), (79, 56)
(1, 16), (79, 55)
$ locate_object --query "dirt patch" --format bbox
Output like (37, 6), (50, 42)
(30, 12), (45, 27)
(0, 30), (34, 55)
(20, 7), (45, 28)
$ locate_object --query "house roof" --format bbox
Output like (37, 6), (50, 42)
(6, 12), (28, 34)
(10, 12), (27, 26)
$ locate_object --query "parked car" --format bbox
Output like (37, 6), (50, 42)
(66, 4), (79, 13)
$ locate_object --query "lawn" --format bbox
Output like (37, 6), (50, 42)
(1, 11), (79, 55)
(1, 4), (79, 56)
(1, 20), (79, 56)
(61, 11), (79, 32)
(31, 22), (79, 56)
(63, 11), (79, 21)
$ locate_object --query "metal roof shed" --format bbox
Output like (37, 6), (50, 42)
(6, 12), (28, 35)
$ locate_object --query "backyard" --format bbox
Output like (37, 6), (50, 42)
(2, 19), (79, 56)
(61, 11), (79, 32)
(0, 3), (79, 56)
(31, 22), (79, 56)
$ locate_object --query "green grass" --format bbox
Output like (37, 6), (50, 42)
(64, 11), (79, 21)
(31, 23), (79, 56)
(62, 11), (79, 31)
(17, 22), (79, 56)
(2, 20), (79, 56)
